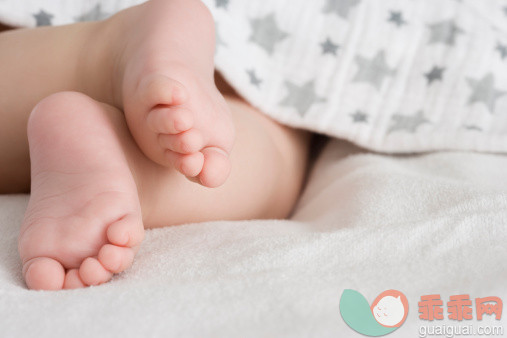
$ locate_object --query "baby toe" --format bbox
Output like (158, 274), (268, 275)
(198, 147), (231, 188)
(79, 257), (113, 286)
(165, 151), (204, 177)
(147, 106), (193, 134)
(63, 269), (86, 289)
(106, 213), (144, 248)
(158, 129), (204, 154)
(139, 74), (188, 108)
(98, 244), (135, 274)
(23, 257), (65, 291)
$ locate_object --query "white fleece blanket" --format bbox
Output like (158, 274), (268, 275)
(0, 140), (506, 337)
(1, 0), (507, 154)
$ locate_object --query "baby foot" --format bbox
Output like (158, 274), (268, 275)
(18, 92), (144, 290)
(118, 0), (235, 188)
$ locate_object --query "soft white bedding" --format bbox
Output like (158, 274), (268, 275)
(0, 139), (505, 337)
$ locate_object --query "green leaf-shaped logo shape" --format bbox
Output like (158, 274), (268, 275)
(340, 289), (403, 336)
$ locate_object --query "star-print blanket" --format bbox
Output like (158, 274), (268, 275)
(1, 0), (507, 153)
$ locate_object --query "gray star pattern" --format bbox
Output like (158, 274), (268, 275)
(424, 66), (445, 84)
(427, 20), (464, 46)
(466, 73), (507, 113)
(74, 4), (109, 22)
(321, 38), (339, 55)
(388, 11), (407, 27)
(246, 69), (262, 88)
(33, 10), (53, 26)
(249, 14), (288, 55)
(322, 0), (361, 19)
(353, 50), (396, 90)
(350, 111), (368, 123)
(388, 111), (430, 133)
(496, 43), (507, 60)
(215, 0), (229, 9)
(280, 81), (325, 116)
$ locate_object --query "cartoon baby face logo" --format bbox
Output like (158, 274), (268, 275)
(371, 290), (409, 328)
(340, 289), (409, 336)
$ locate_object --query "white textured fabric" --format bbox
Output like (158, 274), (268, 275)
(0, 0), (506, 153)
(0, 140), (506, 337)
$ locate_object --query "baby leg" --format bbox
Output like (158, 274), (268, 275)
(0, 22), (102, 193)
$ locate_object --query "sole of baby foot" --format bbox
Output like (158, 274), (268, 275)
(18, 92), (144, 290)
(115, 0), (235, 188)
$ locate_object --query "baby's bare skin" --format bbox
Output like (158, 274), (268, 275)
(0, 0), (310, 290)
